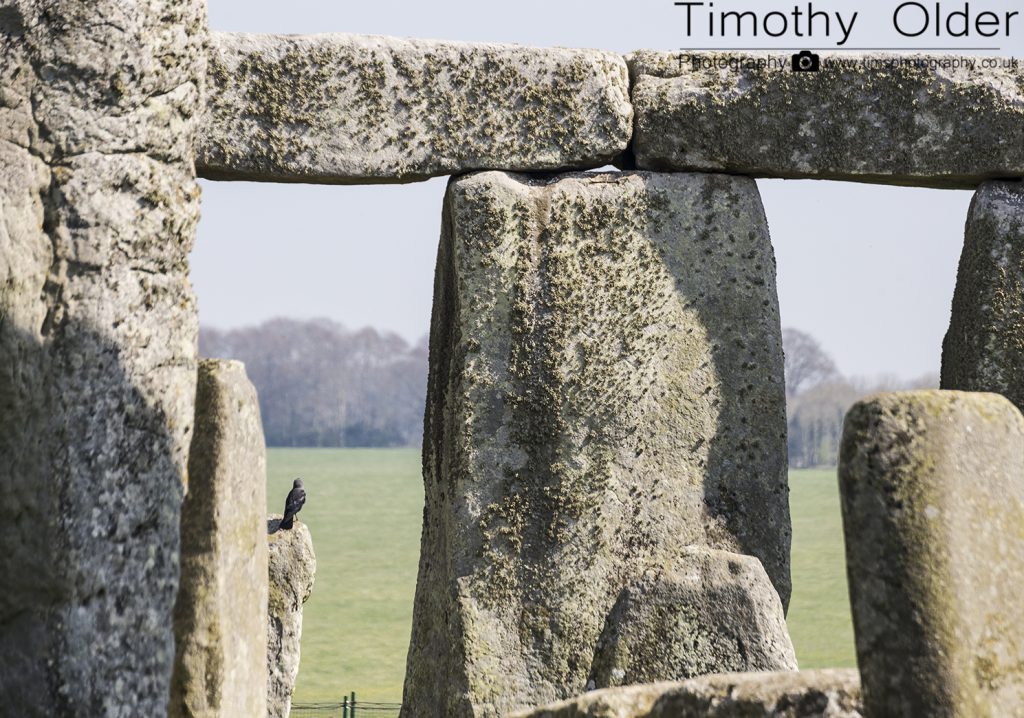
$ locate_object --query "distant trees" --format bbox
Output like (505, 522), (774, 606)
(200, 319), (428, 448)
(201, 318), (935, 463)
(782, 328), (839, 398)
(786, 380), (862, 469)
(783, 328), (938, 468)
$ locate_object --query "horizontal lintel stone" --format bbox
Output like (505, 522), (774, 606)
(198, 32), (633, 184)
(630, 52), (1024, 189)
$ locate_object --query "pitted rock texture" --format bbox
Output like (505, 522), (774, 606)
(401, 171), (790, 717)
(198, 32), (633, 184)
(509, 670), (863, 718)
(171, 360), (269, 718)
(840, 391), (1024, 718)
(0, 0), (204, 715)
(267, 517), (316, 718)
(942, 181), (1024, 409)
(630, 52), (1024, 189)
(589, 548), (796, 690)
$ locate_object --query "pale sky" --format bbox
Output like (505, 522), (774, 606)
(194, 0), (1024, 380)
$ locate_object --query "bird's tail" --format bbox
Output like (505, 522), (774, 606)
(279, 515), (294, 530)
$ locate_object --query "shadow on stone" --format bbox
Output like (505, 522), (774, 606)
(0, 322), (188, 715)
(267, 517), (283, 535)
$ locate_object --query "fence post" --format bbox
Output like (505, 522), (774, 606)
(342, 696), (348, 718)
(351, 691), (356, 717)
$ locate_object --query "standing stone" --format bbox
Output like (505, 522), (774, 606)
(942, 181), (1024, 409)
(198, 33), (632, 184)
(589, 547), (796, 690)
(630, 52), (1024, 189)
(267, 518), (316, 718)
(402, 171), (790, 717)
(0, 1), (205, 715)
(509, 669), (863, 718)
(839, 391), (1024, 718)
(171, 361), (268, 718)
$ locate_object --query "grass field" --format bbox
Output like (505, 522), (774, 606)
(269, 450), (856, 705)
(785, 469), (857, 669)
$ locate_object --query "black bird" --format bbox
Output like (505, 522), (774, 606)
(279, 478), (306, 530)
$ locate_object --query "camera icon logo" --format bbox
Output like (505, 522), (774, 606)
(791, 50), (821, 73)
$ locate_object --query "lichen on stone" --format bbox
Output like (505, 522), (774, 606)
(403, 170), (790, 717)
(197, 32), (633, 184)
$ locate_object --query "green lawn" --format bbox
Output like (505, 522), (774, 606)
(267, 449), (424, 704)
(786, 469), (857, 669)
(269, 451), (856, 704)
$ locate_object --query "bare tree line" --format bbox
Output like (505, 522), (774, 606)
(783, 328), (938, 468)
(201, 320), (932, 466)
(200, 319), (428, 447)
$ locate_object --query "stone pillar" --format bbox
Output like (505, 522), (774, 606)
(509, 670), (863, 718)
(402, 171), (790, 717)
(942, 181), (1024, 410)
(171, 361), (268, 718)
(629, 52), (1024, 189)
(839, 390), (1024, 717)
(588, 547), (796, 690)
(267, 518), (316, 718)
(0, 1), (205, 715)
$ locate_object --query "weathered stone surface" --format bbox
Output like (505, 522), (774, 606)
(630, 52), (1024, 189)
(0, 0), (205, 715)
(839, 391), (1024, 717)
(589, 548), (796, 690)
(198, 32), (632, 184)
(943, 181), (1024, 408)
(267, 517), (316, 718)
(510, 670), (863, 718)
(171, 360), (268, 718)
(402, 171), (790, 717)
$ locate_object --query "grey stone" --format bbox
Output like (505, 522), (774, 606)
(509, 669), (863, 718)
(197, 32), (632, 184)
(839, 390), (1024, 717)
(630, 52), (1024, 189)
(171, 360), (269, 718)
(267, 516), (316, 718)
(589, 547), (796, 690)
(942, 181), (1024, 409)
(402, 171), (790, 717)
(0, 0), (205, 715)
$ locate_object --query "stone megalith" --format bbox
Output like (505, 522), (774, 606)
(402, 171), (790, 717)
(629, 52), (1024, 189)
(839, 391), (1024, 718)
(510, 670), (863, 718)
(267, 517), (316, 718)
(171, 360), (268, 718)
(198, 33), (632, 184)
(0, 0), (205, 715)
(589, 548), (796, 690)
(942, 181), (1024, 409)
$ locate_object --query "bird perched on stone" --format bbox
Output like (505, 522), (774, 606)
(279, 478), (306, 530)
